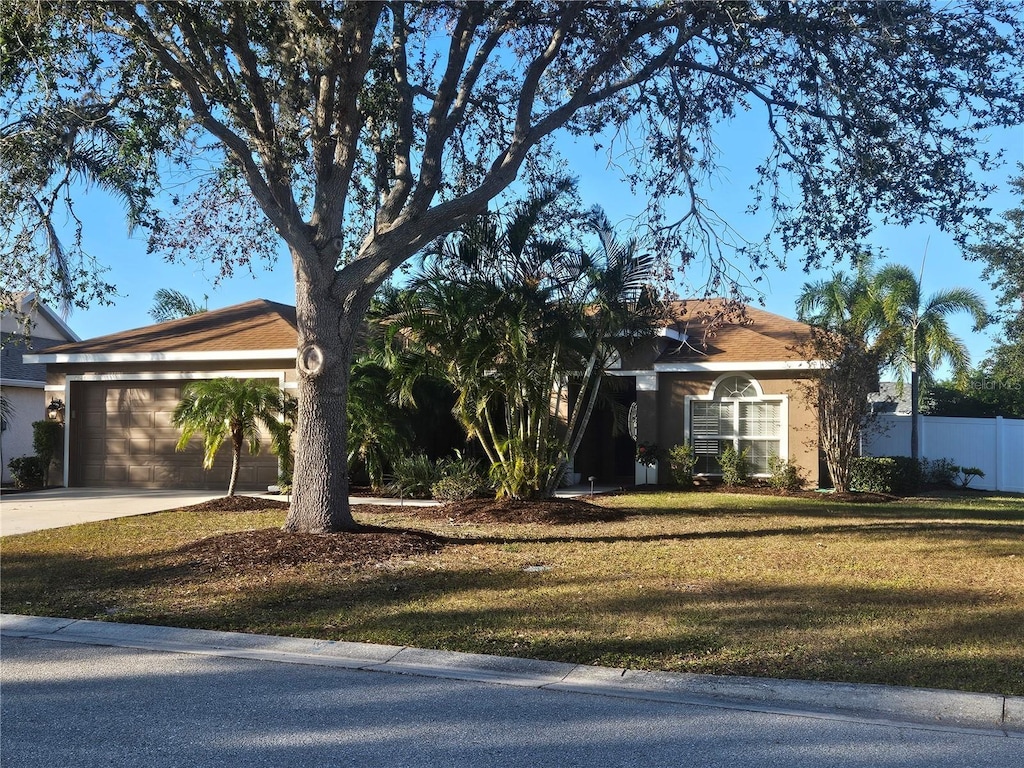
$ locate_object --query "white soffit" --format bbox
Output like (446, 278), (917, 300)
(653, 360), (828, 372)
(23, 349), (298, 365)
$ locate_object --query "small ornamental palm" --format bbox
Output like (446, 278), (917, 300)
(172, 378), (291, 496)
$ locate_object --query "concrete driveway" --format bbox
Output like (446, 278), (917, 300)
(0, 487), (226, 536)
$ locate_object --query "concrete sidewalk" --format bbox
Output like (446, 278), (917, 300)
(2, 614), (1021, 737)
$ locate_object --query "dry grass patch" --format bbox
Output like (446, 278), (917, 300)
(2, 490), (1021, 695)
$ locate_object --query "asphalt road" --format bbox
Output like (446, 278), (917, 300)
(3, 635), (1020, 768)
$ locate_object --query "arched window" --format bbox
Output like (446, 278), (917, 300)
(714, 375), (759, 399)
(687, 374), (785, 476)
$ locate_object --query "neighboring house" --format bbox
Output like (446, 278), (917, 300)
(24, 299), (298, 491)
(1, 293), (81, 484)
(572, 299), (822, 487)
(869, 382), (913, 416)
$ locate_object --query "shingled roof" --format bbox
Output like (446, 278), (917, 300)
(656, 299), (812, 364)
(29, 299), (298, 361)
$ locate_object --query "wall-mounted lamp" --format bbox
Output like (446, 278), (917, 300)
(46, 398), (65, 423)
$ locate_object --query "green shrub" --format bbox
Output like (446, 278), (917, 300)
(386, 453), (439, 499)
(719, 445), (749, 487)
(667, 443), (697, 488)
(920, 457), (959, 487)
(431, 453), (489, 501)
(7, 456), (46, 489)
(431, 474), (482, 502)
(850, 456), (921, 495)
(767, 455), (803, 491)
(955, 466), (985, 488)
(32, 419), (62, 478)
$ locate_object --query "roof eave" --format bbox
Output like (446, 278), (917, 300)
(651, 360), (829, 372)
(23, 348), (298, 365)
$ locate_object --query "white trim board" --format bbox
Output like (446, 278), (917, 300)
(655, 360), (827, 372)
(23, 349), (297, 364)
(608, 361), (827, 379)
(1, 379), (46, 389)
(58, 370), (289, 383)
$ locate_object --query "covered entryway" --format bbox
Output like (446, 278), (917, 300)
(68, 381), (278, 491)
(572, 377), (637, 487)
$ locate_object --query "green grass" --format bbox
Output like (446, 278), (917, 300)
(2, 491), (1022, 695)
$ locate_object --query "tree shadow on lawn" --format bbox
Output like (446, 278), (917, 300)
(609, 495), (1024, 523)
(4, 517), (1022, 694)
(3, 516), (1019, 608)
(173, 568), (1024, 694)
(460, 520), (1024, 559)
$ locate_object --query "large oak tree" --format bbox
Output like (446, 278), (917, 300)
(2, 2), (1022, 530)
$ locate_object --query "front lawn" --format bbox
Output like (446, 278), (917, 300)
(2, 490), (1021, 695)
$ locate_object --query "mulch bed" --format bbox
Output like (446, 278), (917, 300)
(401, 497), (628, 525)
(170, 488), (898, 573)
(177, 525), (448, 572)
(183, 496), (291, 513)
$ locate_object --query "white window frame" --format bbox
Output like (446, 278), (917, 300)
(683, 372), (788, 477)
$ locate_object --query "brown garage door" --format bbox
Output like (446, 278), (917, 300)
(69, 381), (280, 490)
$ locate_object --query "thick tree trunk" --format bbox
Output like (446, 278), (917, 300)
(283, 279), (361, 533)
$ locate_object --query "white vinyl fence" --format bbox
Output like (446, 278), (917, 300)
(861, 415), (1024, 493)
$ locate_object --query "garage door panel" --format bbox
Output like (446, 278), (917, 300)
(128, 465), (153, 485)
(257, 465), (279, 486)
(154, 410), (177, 428)
(129, 437), (155, 456)
(104, 439), (128, 456)
(154, 438), (184, 454)
(129, 411), (155, 428)
(72, 381), (280, 490)
(103, 465), (128, 483)
(152, 466), (180, 486)
(81, 408), (106, 429)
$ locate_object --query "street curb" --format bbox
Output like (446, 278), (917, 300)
(3, 613), (1021, 737)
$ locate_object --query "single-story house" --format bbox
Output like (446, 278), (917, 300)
(24, 299), (299, 490)
(27, 297), (822, 490)
(1, 293), (81, 484)
(572, 299), (822, 487)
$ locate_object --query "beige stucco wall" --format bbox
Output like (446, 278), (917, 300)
(1, 299), (77, 341)
(656, 370), (819, 487)
(0, 385), (46, 483)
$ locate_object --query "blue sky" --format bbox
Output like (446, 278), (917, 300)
(55, 118), (1022, 379)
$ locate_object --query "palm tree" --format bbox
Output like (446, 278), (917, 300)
(171, 378), (292, 496)
(795, 258), (881, 340)
(796, 262), (884, 492)
(2, 101), (152, 316)
(149, 289), (208, 322)
(798, 261), (987, 461)
(346, 356), (412, 491)
(869, 264), (988, 459)
(383, 188), (661, 498)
